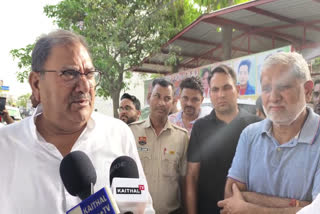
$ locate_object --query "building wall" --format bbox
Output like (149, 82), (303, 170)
(94, 72), (147, 117)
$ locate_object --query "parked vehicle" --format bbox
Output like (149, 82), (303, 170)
(6, 106), (22, 121)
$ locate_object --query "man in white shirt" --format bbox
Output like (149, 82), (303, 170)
(0, 30), (154, 214)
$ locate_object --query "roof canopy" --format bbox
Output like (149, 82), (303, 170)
(132, 0), (320, 74)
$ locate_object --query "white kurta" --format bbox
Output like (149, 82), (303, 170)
(0, 105), (154, 214)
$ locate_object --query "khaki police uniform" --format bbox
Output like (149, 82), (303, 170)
(129, 117), (189, 214)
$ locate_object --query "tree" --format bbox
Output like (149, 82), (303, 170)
(17, 93), (31, 108)
(10, 0), (247, 116)
(10, 44), (34, 83)
(11, 0), (195, 117)
(194, 0), (249, 12)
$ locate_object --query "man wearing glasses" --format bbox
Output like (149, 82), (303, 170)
(0, 30), (154, 214)
(119, 93), (141, 124)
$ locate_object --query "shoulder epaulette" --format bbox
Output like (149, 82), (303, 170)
(129, 119), (146, 126)
(171, 123), (188, 133)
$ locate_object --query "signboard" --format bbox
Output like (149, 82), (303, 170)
(0, 86), (10, 91)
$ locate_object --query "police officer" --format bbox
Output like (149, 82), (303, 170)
(130, 78), (189, 214)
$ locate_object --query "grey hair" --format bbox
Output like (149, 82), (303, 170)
(31, 29), (89, 72)
(261, 52), (311, 82)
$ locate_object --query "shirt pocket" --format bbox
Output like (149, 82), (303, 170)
(138, 150), (152, 176)
(161, 153), (179, 177)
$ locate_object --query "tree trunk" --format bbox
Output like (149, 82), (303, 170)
(111, 65), (124, 118)
(111, 90), (120, 118)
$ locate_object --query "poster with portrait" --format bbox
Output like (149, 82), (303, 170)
(198, 61), (234, 98)
(165, 69), (199, 99)
(143, 45), (291, 103)
(199, 66), (212, 98)
(234, 56), (256, 96)
(143, 69), (199, 105)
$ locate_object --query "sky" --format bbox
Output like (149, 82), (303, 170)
(0, 0), (60, 98)
(0, 0), (146, 115)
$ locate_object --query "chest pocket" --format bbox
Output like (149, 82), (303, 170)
(161, 153), (179, 177)
(137, 147), (152, 175)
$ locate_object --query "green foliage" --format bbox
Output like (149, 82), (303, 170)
(6, 97), (16, 107)
(164, 0), (202, 37)
(194, 0), (250, 12)
(10, 0), (248, 116)
(312, 57), (320, 73)
(43, 0), (183, 116)
(314, 57), (320, 65)
(17, 93), (31, 108)
(10, 44), (34, 83)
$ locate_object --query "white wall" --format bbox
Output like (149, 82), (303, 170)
(94, 72), (148, 117)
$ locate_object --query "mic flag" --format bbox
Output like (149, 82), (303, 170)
(111, 177), (148, 213)
(67, 186), (120, 214)
(109, 156), (148, 213)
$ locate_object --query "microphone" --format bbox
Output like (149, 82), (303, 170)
(60, 150), (97, 200)
(60, 151), (120, 214)
(110, 156), (149, 214)
(109, 156), (139, 186)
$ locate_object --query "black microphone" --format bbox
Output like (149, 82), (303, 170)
(109, 156), (139, 186)
(60, 151), (97, 200)
(60, 151), (120, 214)
(110, 156), (149, 214)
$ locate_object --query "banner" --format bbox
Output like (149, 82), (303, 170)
(144, 46), (291, 105)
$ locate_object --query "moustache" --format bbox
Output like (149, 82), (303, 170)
(184, 106), (195, 111)
(69, 93), (92, 103)
(155, 107), (167, 112)
(120, 114), (128, 118)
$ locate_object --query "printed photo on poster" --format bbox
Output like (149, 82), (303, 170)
(144, 46), (291, 103)
(235, 57), (256, 96)
(199, 67), (211, 98)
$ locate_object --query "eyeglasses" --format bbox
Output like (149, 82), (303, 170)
(38, 69), (101, 88)
(118, 105), (133, 113)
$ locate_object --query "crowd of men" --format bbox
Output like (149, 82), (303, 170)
(1, 29), (320, 214)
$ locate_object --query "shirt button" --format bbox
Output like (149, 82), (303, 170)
(277, 148), (281, 152)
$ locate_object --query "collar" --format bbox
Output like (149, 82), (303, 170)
(208, 107), (246, 122)
(144, 116), (173, 131)
(31, 104), (96, 135)
(175, 107), (208, 124)
(176, 111), (183, 121)
(261, 107), (320, 145)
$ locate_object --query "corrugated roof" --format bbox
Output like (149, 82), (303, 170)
(132, 0), (320, 74)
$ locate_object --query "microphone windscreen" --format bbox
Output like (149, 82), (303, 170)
(60, 151), (97, 200)
(109, 156), (139, 185)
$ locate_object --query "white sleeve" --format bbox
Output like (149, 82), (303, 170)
(297, 194), (320, 214)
